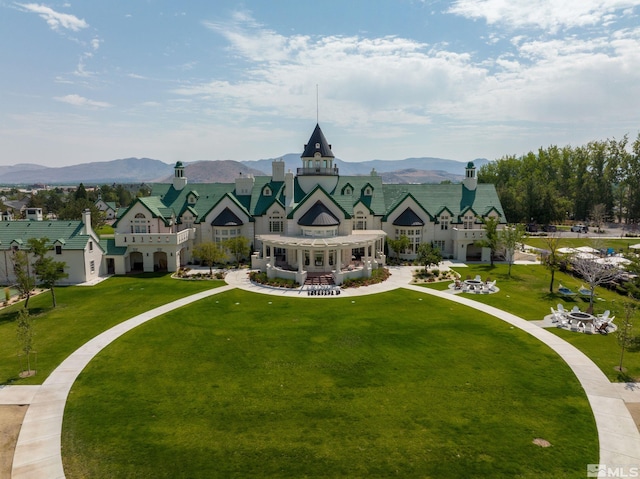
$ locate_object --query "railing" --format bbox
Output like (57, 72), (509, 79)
(297, 166), (339, 176)
(114, 228), (193, 247)
(451, 227), (486, 241)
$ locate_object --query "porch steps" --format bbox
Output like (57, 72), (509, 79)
(304, 274), (335, 286)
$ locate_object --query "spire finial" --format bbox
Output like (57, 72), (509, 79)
(316, 84), (319, 124)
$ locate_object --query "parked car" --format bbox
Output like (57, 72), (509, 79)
(571, 224), (588, 233)
(542, 225), (557, 232)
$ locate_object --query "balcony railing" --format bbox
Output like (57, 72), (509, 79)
(297, 166), (339, 176)
(115, 228), (193, 247)
(451, 227), (486, 241)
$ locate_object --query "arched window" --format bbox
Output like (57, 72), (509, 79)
(133, 212), (148, 233)
(354, 210), (367, 230)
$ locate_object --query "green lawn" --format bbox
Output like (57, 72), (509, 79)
(62, 289), (596, 479)
(423, 263), (640, 381)
(523, 236), (638, 253)
(0, 273), (223, 385)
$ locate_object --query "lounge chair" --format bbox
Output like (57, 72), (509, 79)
(558, 284), (577, 296)
(578, 284), (591, 296)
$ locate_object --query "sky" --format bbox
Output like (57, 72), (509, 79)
(2, 0), (640, 168)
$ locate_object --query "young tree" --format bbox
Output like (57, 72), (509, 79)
(476, 216), (501, 266)
(224, 236), (250, 267)
(13, 250), (35, 309)
(500, 224), (526, 277)
(16, 307), (36, 377)
(192, 242), (227, 275)
(571, 255), (622, 314)
(416, 242), (443, 272)
(616, 301), (636, 373)
(28, 237), (68, 307)
(541, 235), (564, 293)
(387, 235), (410, 262)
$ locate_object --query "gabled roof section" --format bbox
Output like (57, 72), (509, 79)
(212, 207), (244, 226)
(201, 192), (253, 224)
(288, 184), (352, 220)
(383, 192), (433, 222)
(302, 124), (334, 158)
(298, 201), (340, 226)
(435, 206), (455, 217)
(393, 207), (425, 226)
(341, 183), (354, 195)
(250, 178), (285, 216)
(381, 184), (505, 224)
(481, 206), (503, 218)
(333, 176), (385, 215)
(0, 220), (95, 251)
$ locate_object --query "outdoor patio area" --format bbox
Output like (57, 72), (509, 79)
(537, 305), (618, 334)
(447, 275), (499, 294)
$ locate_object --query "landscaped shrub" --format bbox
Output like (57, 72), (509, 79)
(342, 268), (390, 288)
(249, 271), (299, 288)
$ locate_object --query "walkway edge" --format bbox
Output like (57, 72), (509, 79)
(403, 284), (640, 470)
(11, 284), (234, 479)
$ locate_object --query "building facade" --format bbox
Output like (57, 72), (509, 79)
(110, 124), (506, 284)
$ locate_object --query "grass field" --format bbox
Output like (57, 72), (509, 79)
(423, 263), (640, 381)
(62, 289), (597, 479)
(0, 273), (223, 385)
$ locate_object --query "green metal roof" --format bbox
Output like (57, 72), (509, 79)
(0, 220), (96, 250)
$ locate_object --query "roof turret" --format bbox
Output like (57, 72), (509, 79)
(302, 124), (334, 158)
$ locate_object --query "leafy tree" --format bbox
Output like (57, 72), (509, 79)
(224, 236), (250, 267)
(28, 237), (68, 307)
(476, 216), (501, 267)
(74, 183), (88, 200)
(500, 224), (525, 277)
(192, 242), (227, 275)
(387, 235), (410, 261)
(58, 200), (105, 230)
(13, 250), (35, 309)
(416, 242), (442, 272)
(541, 235), (564, 293)
(16, 308), (35, 376)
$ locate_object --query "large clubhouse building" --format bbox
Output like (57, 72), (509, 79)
(0, 124), (506, 286)
(107, 124), (506, 285)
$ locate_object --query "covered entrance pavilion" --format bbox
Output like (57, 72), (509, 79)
(253, 231), (386, 286)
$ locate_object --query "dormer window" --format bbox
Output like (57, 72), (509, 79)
(263, 186), (272, 197)
(364, 187), (372, 196)
(315, 142), (320, 149)
(345, 187), (352, 195)
(188, 195), (196, 205)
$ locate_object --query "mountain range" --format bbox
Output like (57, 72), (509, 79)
(0, 155), (489, 185)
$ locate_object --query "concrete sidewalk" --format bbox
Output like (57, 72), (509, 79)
(5, 267), (640, 478)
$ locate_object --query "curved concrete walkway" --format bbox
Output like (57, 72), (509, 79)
(3, 267), (639, 478)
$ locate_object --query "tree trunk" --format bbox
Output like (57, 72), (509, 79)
(549, 270), (555, 293)
(51, 287), (57, 308)
(24, 292), (31, 309)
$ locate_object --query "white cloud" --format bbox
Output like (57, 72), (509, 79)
(54, 94), (111, 108)
(448, 0), (640, 32)
(17, 3), (88, 32)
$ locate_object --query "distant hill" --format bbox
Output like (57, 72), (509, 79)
(157, 160), (266, 183)
(0, 155), (489, 185)
(0, 158), (174, 185)
(241, 155), (489, 179)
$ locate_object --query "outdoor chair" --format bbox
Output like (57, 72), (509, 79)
(571, 306), (580, 313)
(550, 307), (560, 323)
(487, 280), (497, 292)
(597, 310), (610, 320)
(474, 275), (482, 282)
(558, 284), (577, 296)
